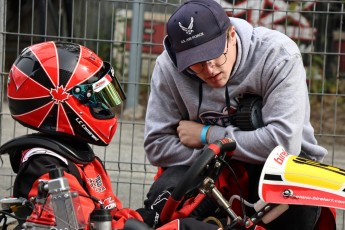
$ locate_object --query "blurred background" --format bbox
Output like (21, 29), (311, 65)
(0, 0), (344, 228)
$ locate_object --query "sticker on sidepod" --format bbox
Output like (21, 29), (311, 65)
(259, 146), (345, 209)
(260, 146), (345, 190)
(284, 155), (345, 190)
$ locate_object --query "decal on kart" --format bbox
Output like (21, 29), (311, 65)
(258, 146), (345, 209)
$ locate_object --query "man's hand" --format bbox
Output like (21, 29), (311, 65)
(177, 120), (211, 148)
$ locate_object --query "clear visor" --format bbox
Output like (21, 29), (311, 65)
(72, 62), (126, 119)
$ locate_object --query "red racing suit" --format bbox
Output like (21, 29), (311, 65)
(13, 147), (142, 229)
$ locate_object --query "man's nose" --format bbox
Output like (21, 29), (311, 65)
(203, 60), (215, 72)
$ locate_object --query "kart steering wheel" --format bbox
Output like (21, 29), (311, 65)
(160, 138), (236, 223)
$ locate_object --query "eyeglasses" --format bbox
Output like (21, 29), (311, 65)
(186, 39), (229, 75)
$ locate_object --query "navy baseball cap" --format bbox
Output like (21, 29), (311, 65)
(167, 0), (230, 72)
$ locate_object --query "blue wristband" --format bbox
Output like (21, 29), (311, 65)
(200, 125), (211, 144)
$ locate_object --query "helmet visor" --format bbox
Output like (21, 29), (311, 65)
(72, 62), (126, 119)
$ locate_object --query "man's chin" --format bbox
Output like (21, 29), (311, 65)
(207, 79), (227, 88)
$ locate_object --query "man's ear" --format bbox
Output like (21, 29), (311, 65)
(230, 26), (236, 45)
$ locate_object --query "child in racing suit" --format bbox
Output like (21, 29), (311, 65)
(0, 41), (220, 230)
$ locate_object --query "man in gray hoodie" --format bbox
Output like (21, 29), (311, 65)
(140, 0), (330, 229)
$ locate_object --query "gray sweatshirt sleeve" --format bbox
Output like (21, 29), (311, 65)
(208, 54), (326, 163)
(144, 56), (204, 167)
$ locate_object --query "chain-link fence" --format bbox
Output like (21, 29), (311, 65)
(0, 0), (345, 229)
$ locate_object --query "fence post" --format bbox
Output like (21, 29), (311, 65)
(125, 0), (146, 119)
(0, 0), (5, 141)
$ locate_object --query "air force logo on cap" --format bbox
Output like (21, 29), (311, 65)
(179, 17), (194, 35)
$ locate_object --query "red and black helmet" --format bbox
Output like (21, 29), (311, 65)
(7, 41), (126, 146)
